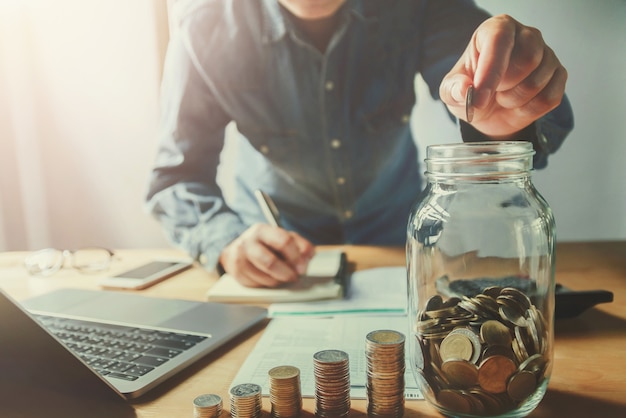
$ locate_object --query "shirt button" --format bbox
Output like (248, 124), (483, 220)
(401, 114), (410, 124)
(344, 210), (353, 219)
(260, 145), (269, 154)
(325, 81), (334, 91)
(330, 139), (341, 149)
(336, 177), (346, 185)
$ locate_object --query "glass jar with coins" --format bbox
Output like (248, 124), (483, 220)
(406, 141), (555, 418)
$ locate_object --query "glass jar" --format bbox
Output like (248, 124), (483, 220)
(406, 141), (555, 417)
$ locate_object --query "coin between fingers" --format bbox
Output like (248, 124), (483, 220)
(466, 85), (474, 123)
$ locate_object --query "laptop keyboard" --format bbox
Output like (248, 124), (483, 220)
(34, 315), (208, 382)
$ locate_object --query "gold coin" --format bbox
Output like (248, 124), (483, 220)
(426, 294), (444, 311)
(507, 370), (537, 401)
(478, 355), (517, 393)
(482, 344), (516, 362)
(440, 333), (474, 362)
(269, 365), (300, 380)
(441, 359), (478, 388)
(366, 329), (405, 345)
(519, 353), (546, 374)
(449, 327), (482, 363)
(438, 389), (472, 415)
(480, 320), (513, 346)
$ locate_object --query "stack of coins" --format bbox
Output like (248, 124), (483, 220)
(268, 365), (302, 418)
(229, 383), (263, 418)
(365, 330), (405, 418)
(313, 349), (351, 418)
(193, 394), (223, 418)
(414, 286), (549, 416)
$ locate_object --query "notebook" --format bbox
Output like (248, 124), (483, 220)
(0, 288), (267, 408)
(206, 250), (348, 303)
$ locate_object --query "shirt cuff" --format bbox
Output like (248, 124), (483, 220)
(458, 96), (573, 170)
(194, 214), (248, 273)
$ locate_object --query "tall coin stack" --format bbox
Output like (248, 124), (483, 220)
(268, 365), (302, 418)
(193, 394), (223, 418)
(313, 349), (351, 418)
(229, 383), (263, 418)
(365, 330), (406, 418)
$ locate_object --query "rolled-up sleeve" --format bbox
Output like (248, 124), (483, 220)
(145, 23), (246, 271)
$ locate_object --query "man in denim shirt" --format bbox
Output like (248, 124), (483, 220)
(146, 0), (573, 287)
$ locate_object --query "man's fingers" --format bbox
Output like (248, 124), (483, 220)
(247, 234), (299, 282)
(439, 14), (567, 138)
(235, 258), (287, 288)
(504, 64), (568, 121)
(496, 25), (545, 92)
(257, 226), (311, 275)
(496, 46), (561, 110)
(472, 15), (518, 104)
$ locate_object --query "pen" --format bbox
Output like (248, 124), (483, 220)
(254, 189), (281, 227)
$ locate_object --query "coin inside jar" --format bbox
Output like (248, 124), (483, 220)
(440, 334), (473, 363)
(480, 320), (513, 346)
(441, 359), (479, 388)
(478, 355), (517, 393)
(507, 370), (537, 401)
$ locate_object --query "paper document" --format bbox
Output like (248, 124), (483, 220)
(206, 250), (346, 303)
(231, 315), (422, 400)
(268, 266), (407, 317)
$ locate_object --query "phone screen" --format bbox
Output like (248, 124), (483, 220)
(114, 261), (180, 279)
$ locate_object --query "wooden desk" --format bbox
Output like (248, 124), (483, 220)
(1, 242), (625, 417)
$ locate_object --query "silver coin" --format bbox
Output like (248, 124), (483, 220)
(313, 349), (349, 363)
(466, 85), (475, 123)
(193, 393), (222, 408)
(230, 383), (262, 397)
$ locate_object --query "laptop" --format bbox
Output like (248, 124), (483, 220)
(0, 287), (266, 411)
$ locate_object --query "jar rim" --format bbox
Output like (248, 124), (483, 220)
(425, 141), (535, 179)
(426, 141), (534, 161)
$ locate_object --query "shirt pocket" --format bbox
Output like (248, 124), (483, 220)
(235, 124), (303, 176)
(361, 93), (415, 136)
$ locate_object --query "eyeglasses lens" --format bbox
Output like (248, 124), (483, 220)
(24, 249), (64, 276)
(71, 248), (113, 273)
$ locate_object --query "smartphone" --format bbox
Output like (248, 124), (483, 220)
(98, 260), (193, 290)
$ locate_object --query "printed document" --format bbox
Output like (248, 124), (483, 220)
(268, 266), (407, 317)
(230, 315), (422, 400)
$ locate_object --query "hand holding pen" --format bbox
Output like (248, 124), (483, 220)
(217, 190), (315, 288)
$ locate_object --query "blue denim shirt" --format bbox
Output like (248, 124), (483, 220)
(146, 0), (574, 270)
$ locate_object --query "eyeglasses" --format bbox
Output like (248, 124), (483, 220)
(24, 247), (115, 276)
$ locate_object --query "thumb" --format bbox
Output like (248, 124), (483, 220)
(439, 73), (473, 108)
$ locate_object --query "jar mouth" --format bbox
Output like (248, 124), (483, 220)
(425, 141), (535, 179)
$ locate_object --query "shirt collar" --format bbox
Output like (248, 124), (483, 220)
(260, 0), (379, 44)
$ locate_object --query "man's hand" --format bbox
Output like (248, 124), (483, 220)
(218, 224), (315, 288)
(440, 14), (568, 139)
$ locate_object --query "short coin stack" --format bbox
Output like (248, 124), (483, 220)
(414, 286), (549, 416)
(365, 330), (406, 418)
(193, 394), (223, 418)
(229, 383), (263, 418)
(313, 349), (351, 418)
(268, 365), (302, 418)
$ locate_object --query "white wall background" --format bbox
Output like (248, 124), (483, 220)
(0, 0), (624, 252)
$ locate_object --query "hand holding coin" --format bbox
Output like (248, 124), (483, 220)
(439, 14), (567, 138)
